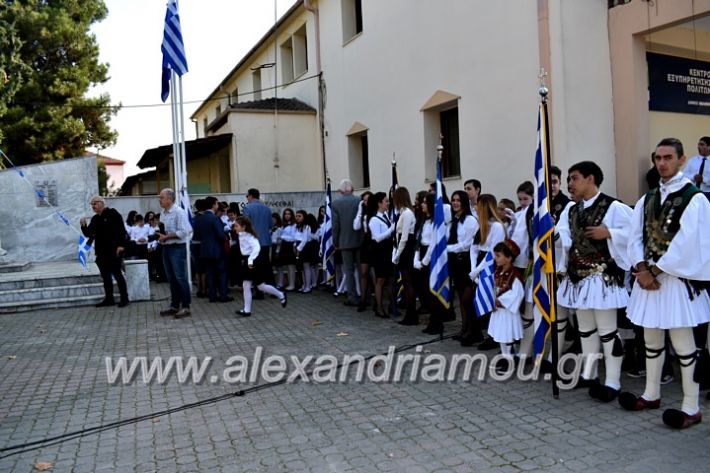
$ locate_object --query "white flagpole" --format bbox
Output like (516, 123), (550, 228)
(177, 74), (192, 289)
(170, 69), (182, 205)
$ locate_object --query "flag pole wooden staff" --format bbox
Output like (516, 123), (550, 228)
(539, 70), (560, 399)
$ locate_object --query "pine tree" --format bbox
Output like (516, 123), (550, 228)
(0, 0), (118, 165)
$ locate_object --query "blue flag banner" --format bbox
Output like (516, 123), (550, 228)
(78, 235), (92, 270)
(474, 250), (496, 317)
(180, 188), (193, 225)
(321, 181), (335, 282)
(532, 104), (556, 356)
(429, 159), (451, 308)
(161, 0), (188, 102)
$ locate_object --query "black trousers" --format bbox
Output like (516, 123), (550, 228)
(97, 255), (128, 302)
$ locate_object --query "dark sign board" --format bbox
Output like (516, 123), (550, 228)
(648, 52), (710, 115)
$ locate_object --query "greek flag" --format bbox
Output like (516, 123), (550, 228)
(429, 159), (451, 308)
(321, 181), (335, 282)
(78, 235), (92, 270)
(532, 103), (556, 356)
(474, 250), (496, 316)
(180, 187), (193, 225)
(161, 0), (188, 102)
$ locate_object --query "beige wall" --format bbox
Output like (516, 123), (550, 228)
(230, 111), (321, 193)
(650, 111), (710, 159)
(609, 0), (710, 203)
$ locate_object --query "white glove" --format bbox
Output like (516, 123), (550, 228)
(391, 248), (399, 265)
(421, 256), (430, 266)
(413, 259), (422, 270)
(469, 269), (480, 282)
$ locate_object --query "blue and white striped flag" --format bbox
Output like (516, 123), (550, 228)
(78, 235), (92, 270)
(180, 187), (193, 225)
(161, 0), (188, 102)
(474, 250), (496, 317)
(532, 103), (556, 356)
(429, 158), (451, 308)
(321, 181), (335, 282)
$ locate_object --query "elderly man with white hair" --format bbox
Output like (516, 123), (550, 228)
(331, 179), (363, 307)
(80, 195), (129, 308)
(158, 188), (194, 319)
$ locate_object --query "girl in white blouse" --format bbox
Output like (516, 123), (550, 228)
(392, 187), (418, 325)
(368, 192), (395, 317)
(233, 217), (287, 316)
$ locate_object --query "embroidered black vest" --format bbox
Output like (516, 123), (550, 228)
(551, 192), (571, 222)
(567, 193), (624, 286)
(643, 183), (699, 263)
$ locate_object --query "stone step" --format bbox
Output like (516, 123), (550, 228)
(0, 293), (106, 314)
(0, 274), (103, 292)
(0, 261), (32, 274)
(0, 282), (106, 303)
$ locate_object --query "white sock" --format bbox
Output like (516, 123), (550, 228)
(257, 283), (284, 300)
(596, 309), (622, 390)
(669, 327), (700, 415)
(577, 309), (601, 380)
(242, 281), (253, 312)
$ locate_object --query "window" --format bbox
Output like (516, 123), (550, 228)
(347, 123), (370, 188)
(280, 24), (308, 84)
(252, 69), (262, 100)
(421, 90), (461, 180)
(215, 103), (222, 115)
(439, 108), (460, 178)
(202, 117), (208, 137)
(342, 0), (363, 43)
(230, 87), (238, 105)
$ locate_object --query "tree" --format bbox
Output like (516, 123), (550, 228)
(0, 0), (118, 165)
(0, 7), (27, 146)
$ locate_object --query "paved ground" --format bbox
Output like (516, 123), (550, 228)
(0, 283), (709, 473)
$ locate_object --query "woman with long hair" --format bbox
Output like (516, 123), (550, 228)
(353, 191), (374, 311)
(368, 192), (395, 317)
(392, 187), (418, 325)
(447, 190), (479, 346)
(276, 208), (297, 290)
(469, 194), (507, 349)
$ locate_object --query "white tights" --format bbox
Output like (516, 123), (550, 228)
(576, 309), (622, 390)
(242, 280), (284, 313)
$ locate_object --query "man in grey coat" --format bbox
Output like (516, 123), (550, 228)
(331, 179), (363, 306)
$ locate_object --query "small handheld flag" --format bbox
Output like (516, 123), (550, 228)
(78, 235), (92, 270)
(321, 180), (335, 282)
(474, 250), (496, 317)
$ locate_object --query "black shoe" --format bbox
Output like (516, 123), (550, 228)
(572, 376), (597, 390)
(357, 303), (367, 313)
(235, 309), (252, 317)
(196, 292), (207, 299)
(460, 337), (478, 347)
(452, 333), (463, 341)
(344, 300), (359, 307)
(219, 296), (235, 303)
(589, 383), (620, 403)
(398, 318), (419, 326)
(442, 312), (456, 322)
(95, 299), (115, 307)
(374, 310), (388, 318)
(477, 337), (498, 351)
(280, 294), (288, 308)
(117, 299), (129, 308)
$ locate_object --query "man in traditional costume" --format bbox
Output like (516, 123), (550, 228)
(619, 138), (710, 429)
(556, 161), (632, 402)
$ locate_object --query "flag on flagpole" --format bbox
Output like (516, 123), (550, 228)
(161, 0), (188, 102)
(78, 235), (92, 270)
(321, 180), (336, 282)
(429, 158), (451, 308)
(180, 187), (193, 225)
(389, 161), (403, 306)
(532, 103), (556, 356)
(474, 250), (496, 317)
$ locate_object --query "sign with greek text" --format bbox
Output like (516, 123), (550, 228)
(648, 52), (710, 115)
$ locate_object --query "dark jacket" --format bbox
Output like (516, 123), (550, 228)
(81, 207), (128, 262)
(332, 193), (362, 249)
(192, 210), (226, 260)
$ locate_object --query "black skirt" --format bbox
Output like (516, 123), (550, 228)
(237, 252), (271, 285)
(396, 235), (416, 271)
(277, 241), (296, 266)
(371, 239), (394, 278)
(448, 252), (473, 289)
(360, 233), (374, 266)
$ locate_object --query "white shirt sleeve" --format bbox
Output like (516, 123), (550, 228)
(602, 200), (633, 271)
(498, 277), (525, 312)
(369, 215), (394, 243)
(447, 215), (478, 253)
(247, 234), (261, 264)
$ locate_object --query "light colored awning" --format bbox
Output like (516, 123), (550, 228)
(420, 90), (460, 111)
(346, 121), (369, 136)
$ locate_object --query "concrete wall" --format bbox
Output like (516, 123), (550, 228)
(0, 157), (98, 262)
(105, 191), (327, 221)
(547, 0), (616, 193)
(316, 0), (541, 201)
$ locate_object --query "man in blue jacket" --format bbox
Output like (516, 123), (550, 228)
(193, 196), (233, 302)
(244, 188), (275, 293)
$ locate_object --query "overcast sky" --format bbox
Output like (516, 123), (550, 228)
(89, 0), (293, 177)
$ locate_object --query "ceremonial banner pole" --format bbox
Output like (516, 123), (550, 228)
(537, 72), (560, 398)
